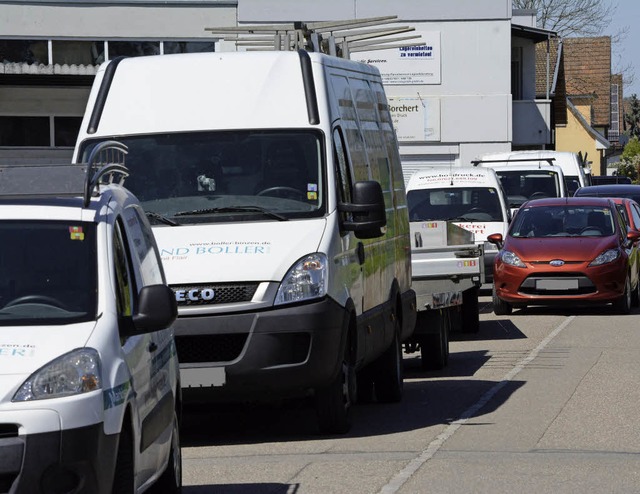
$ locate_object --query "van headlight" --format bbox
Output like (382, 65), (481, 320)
(275, 253), (328, 305)
(13, 348), (101, 401)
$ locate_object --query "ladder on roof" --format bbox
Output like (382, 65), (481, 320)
(204, 15), (424, 59)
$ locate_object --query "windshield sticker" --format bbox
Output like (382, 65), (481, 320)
(307, 183), (318, 200)
(0, 343), (35, 357)
(69, 226), (85, 241)
(161, 240), (272, 261)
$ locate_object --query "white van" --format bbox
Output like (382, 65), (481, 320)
(472, 159), (568, 216)
(73, 51), (416, 434)
(0, 151), (181, 493)
(477, 150), (588, 196)
(406, 167), (510, 282)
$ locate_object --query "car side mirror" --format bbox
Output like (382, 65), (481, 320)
(487, 233), (504, 248)
(338, 180), (387, 239)
(121, 284), (178, 337)
(627, 230), (640, 244)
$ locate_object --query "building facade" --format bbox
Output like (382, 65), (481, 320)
(0, 0), (554, 170)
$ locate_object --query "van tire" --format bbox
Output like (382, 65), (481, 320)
(420, 311), (449, 370)
(112, 424), (135, 494)
(461, 287), (480, 333)
(315, 353), (354, 435)
(492, 286), (512, 316)
(373, 323), (403, 403)
(150, 411), (182, 493)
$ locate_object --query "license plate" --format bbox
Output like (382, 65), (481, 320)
(180, 366), (226, 388)
(536, 279), (578, 290)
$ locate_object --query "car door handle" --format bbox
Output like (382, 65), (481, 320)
(148, 342), (158, 353)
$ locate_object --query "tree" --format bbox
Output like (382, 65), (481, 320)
(512, 0), (615, 37)
(617, 136), (640, 183)
(625, 94), (640, 139)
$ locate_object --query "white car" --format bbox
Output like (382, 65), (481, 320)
(0, 143), (181, 493)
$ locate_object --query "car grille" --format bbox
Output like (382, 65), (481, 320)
(171, 282), (259, 307)
(519, 274), (596, 296)
(175, 333), (248, 363)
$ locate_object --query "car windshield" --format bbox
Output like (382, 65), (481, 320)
(79, 130), (324, 224)
(0, 221), (97, 325)
(408, 187), (504, 222)
(496, 169), (563, 208)
(510, 205), (616, 238)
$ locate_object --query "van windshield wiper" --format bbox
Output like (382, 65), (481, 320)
(174, 206), (288, 221)
(146, 211), (180, 226)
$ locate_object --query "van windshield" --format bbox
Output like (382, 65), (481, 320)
(407, 187), (505, 222)
(495, 169), (563, 208)
(79, 130), (325, 224)
(0, 221), (97, 325)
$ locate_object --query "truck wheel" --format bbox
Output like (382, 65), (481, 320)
(374, 329), (403, 403)
(315, 357), (354, 434)
(150, 411), (182, 493)
(420, 310), (449, 370)
(112, 425), (134, 494)
(461, 287), (480, 333)
(492, 286), (512, 316)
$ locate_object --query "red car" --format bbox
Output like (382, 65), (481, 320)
(488, 197), (640, 314)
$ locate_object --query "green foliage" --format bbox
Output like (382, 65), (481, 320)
(622, 136), (640, 160)
(624, 95), (640, 139)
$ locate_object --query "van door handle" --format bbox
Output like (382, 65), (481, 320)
(148, 342), (158, 353)
(357, 242), (365, 265)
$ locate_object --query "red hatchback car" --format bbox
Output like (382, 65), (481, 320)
(488, 197), (640, 314)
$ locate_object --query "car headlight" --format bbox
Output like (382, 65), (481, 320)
(13, 348), (101, 402)
(275, 253), (327, 305)
(500, 250), (526, 268)
(589, 249), (620, 266)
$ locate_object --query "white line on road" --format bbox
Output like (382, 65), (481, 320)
(379, 316), (576, 494)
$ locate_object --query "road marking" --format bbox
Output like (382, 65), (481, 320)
(379, 316), (576, 494)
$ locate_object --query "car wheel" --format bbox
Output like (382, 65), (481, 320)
(420, 310), (449, 370)
(373, 323), (403, 403)
(315, 337), (354, 434)
(492, 285), (512, 316)
(150, 411), (182, 493)
(461, 286), (480, 333)
(111, 425), (134, 494)
(631, 273), (640, 308)
(613, 275), (632, 314)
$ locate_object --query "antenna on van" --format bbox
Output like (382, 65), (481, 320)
(204, 16), (425, 58)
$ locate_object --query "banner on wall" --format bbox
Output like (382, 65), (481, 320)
(388, 95), (440, 142)
(355, 31), (441, 85)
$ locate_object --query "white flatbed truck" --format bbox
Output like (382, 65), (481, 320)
(404, 220), (484, 369)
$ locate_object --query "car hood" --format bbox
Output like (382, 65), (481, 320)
(506, 236), (618, 262)
(153, 219), (327, 283)
(0, 322), (95, 402)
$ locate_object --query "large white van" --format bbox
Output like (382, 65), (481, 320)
(0, 152), (181, 493)
(73, 51), (416, 434)
(477, 150), (588, 196)
(406, 167), (510, 282)
(472, 158), (568, 216)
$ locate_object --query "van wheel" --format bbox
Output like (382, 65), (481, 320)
(492, 286), (512, 316)
(461, 287), (480, 333)
(420, 311), (449, 370)
(374, 326), (403, 403)
(315, 355), (354, 434)
(613, 275), (632, 314)
(112, 425), (135, 494)
(150, 411), (182, 493)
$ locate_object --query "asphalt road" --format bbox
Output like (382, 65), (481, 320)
(180, 296), (640, 493)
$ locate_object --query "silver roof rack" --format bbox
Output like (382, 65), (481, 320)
(205, 16), (424, 58)
(0, 140), (129, 207)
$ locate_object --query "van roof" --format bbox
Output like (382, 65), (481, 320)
(407, 167), (499, 190)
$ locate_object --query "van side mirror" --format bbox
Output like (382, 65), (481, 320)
(121, 284), (178, 336)
(338, 180), (387, 239)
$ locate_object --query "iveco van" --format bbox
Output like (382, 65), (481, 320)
(73, 51), (416, 434)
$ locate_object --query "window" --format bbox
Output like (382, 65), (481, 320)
(0, 40), (48, 64)
(0, 117), (50, 146)
(164, 41), (216, 54)
(54, 117), (82, 147)
(52, 40), (105, 65)
(109, 41), (160, 58)
(511, 47), (523, 101)
(114, 220), (135, 317)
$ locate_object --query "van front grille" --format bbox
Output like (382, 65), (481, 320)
(171, 283), (259, 307)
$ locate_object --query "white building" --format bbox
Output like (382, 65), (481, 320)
(0, 0), (555, 168)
